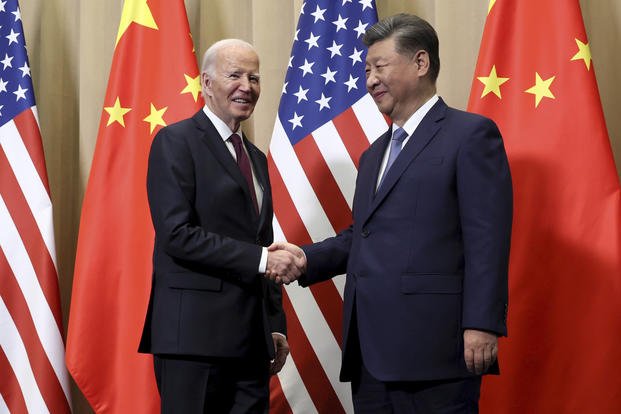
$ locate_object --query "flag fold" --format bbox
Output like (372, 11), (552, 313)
(66, 0), (203, 412)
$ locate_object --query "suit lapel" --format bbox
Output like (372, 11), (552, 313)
(363, 99), (447, 223)
(357, 128), (391, 217)
(193, 111), (260, 220)
(245, 136), (270, 228)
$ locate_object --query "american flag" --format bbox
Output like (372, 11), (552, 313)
(267, 1), (387, 412)
(0, 0), (71, 412)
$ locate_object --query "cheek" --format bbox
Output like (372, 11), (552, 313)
(382, 72), (396, 86)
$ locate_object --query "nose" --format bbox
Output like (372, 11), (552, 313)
(366, 71), (378, 91)
(238, 76), (251, 92)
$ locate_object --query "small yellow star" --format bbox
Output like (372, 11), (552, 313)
(477, 65), (510, 98)
(571, 38), (591, 70)
(488, 0), (497, 14)
(181, 74), (202, 102)
(143, 103), (168, 134)
(116, 0), (158, 46)
(104, 97), (132, 127)
(525, 72), (555, 108)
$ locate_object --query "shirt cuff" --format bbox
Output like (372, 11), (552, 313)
(258, 247), (267, 273)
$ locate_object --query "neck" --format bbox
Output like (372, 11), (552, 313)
(393, 84), (436, 126)
(205, 101), (240, 132)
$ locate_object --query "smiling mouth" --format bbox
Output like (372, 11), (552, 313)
(232, 98), (252, 104)
(373, 91), (386, 100)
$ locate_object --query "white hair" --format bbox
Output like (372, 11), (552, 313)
(201, 39), (256, 75)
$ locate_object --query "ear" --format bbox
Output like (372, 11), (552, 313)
(414, 50), (430, 76)
(201, 72), (213, 97)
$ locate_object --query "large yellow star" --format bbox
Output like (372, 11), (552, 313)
(525, 72), (556, 108)
(477, 65), (509, 98)
(571, 38), (591, 70)
(116, 0), (158, 46)
(488, 0), (497, 14)
(181, 74), (202, 102)
(143, 103), (168, 134)
(104, 97), (132, 127)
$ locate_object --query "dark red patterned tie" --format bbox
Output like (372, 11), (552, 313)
(229, 134), (259, 213)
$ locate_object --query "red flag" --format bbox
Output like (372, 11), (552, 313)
(0, 1), (71, 412)
(468, 1), (621, 412)
(65, 0), (203, 412)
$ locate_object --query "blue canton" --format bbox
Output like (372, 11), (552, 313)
(279, 0), (378, 144)
(0, 0), (35, 127)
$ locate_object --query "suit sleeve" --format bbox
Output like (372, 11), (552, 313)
(147, 127), (262, 284)
(299, 225), (353, 287)
(298, 146), (376, 287)
(266, 280), (286, 335)
(457, 117), (513, 336)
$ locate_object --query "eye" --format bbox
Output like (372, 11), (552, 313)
(249, 75), (260, 84)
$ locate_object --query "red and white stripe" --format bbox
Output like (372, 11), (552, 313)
(0, 107), (71, 413)
(269, 94), (389, 413)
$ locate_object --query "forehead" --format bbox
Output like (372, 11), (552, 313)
(216, 45), (259, 72)
(365, 36), (398, 63)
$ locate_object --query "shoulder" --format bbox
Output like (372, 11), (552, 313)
(150, 120), (196, 163)
(152, 111), (207, 148)
(444, 106), (498, 131)
(447, 107), (493, 127)
(159, 111), (204, 137)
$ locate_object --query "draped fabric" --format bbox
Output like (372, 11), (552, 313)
(468, 1), (621, 411)
(17, 1), (621, 412)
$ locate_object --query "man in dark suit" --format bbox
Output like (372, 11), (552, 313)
(139, 39), (301, 413)
(269, 14), (513, 413)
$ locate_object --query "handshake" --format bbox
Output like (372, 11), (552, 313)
(265, 242), (306, 285)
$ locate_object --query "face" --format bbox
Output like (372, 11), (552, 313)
(202, 44), (260, 131)
(365, 36), (429, 125)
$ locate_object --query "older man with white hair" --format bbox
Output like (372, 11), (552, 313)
(139, 39), (297, 413)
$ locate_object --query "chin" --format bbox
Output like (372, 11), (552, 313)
(377, 104), (392, 117)
(232, 105), (253, 114)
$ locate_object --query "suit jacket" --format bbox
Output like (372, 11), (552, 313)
(139, 110), (286, 360)
(301, 98), (512, 382)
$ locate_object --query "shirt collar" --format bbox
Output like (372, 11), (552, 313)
(393, 94), (439, 137)
(202, 105), (241, 143)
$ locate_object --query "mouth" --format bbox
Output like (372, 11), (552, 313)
(372, 91), (386, 101)
(232, 97), (253, 105)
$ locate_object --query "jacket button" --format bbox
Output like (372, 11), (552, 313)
(361, 228), (369, 238)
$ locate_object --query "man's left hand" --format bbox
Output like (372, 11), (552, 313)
(463, 329), (498, 375)
(270, 333), (290, 375)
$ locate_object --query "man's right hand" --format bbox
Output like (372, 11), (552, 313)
(266, 242), (306, 284)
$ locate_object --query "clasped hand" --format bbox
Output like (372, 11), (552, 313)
(265, 242), (306, 285)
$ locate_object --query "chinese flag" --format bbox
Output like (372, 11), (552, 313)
(468, 0), (621, 412)
(66, 0), (203, 412)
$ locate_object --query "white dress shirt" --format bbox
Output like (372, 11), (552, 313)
(202, 105), (268, 273)
(376, 95), (439, 190)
